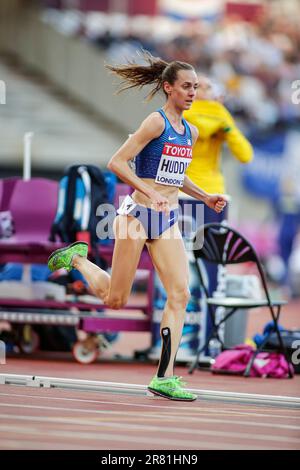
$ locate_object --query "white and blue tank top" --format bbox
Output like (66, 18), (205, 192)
(134, 109), (193, 188)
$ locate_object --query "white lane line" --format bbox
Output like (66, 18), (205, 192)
(0, 409), (299, 444)
(0, 399), (299, 432)
(0, 393), (300, 427)
(1, 391), (300, 420)
(1, 374), (299, 408)
(0, 423), (291, 450)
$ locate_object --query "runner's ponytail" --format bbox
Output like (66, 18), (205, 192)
(106, 50), (194, 100)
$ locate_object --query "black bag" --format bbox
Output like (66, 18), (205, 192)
(50, 164), (109, 266)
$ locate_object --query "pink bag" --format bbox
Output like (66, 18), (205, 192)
(212, 344), (293, 378)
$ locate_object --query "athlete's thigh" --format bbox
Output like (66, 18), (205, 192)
(146, 223), (189, 293)
(108, 214), (147, 298)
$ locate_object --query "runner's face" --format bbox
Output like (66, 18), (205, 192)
(164, 70), (198, 110)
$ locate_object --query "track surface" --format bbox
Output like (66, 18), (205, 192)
(0, 358), (299, 450)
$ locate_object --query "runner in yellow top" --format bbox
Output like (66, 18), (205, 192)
(183, 76), (253, 194)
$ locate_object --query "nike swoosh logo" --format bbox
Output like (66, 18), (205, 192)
(168, 217), (175, 223)
(168, 136), (176, 141)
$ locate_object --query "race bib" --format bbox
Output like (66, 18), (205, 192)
(155, 143), (192, 187)
(117, 195), (137, 215)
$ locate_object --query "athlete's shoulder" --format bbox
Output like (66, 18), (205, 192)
(203, 101), (234, 122)
(141, 111), (165, 130)
(189, 99), (224, 114)
(139, 111), (165, 139)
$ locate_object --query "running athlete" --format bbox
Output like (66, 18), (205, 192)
(48, 52), (227, 402)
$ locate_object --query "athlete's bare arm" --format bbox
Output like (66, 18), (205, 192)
(181, 175), (226, 213)
(107, 112), (163, 191)
(107, 112), (170, 214)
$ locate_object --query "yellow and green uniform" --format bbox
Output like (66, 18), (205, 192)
(183, 100), (253, 193)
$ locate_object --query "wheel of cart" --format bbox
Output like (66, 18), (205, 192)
(72, 332), (111, 364)
(72, 336), (99, 364)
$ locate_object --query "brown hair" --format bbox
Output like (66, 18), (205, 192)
(106, 50), (195, 100)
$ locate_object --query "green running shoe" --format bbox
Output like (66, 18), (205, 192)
(48, 241), (88, 272)
(148, 375), (197, 402)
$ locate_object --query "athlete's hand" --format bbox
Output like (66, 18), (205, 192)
(148, 189), (170, 215)
(206, 194), (227, 213)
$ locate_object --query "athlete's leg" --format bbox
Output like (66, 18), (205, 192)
(146, 223), (190, 378)
(71, 215), (147, 308)
(72, 254), (110, 300)
(105, 215), (147, 308)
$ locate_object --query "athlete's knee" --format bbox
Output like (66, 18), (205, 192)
(105, 293), (128, 310)
(167, 286), (190, 309)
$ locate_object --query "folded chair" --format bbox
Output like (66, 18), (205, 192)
(188, 222), (293, 378)
(9, 178), (58, 243)
(0, 178), (59, 264)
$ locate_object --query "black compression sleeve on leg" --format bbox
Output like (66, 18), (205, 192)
(157, 327), (171, 378)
